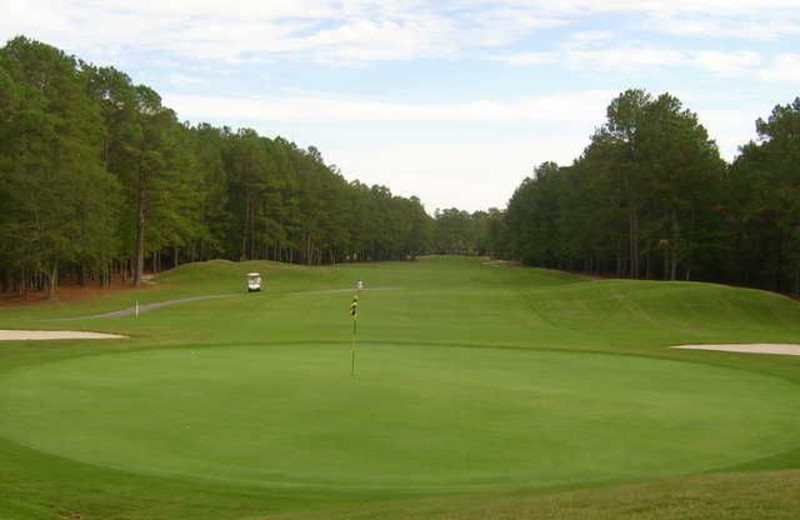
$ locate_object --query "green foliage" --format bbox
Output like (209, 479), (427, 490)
(0, 37), (119, 296)
(502, 88), (800, 293)
(432, 207), (501, 256)
(727, 98), (800, 292)
(0, 37), (434, 296)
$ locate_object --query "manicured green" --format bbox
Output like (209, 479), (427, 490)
(1, 256), (800, 519)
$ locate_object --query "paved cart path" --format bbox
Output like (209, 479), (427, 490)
(52, 294), (240, 321)
(47, 287), (401, 321)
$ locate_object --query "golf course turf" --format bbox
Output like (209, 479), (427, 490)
(1, 256), (800, 519)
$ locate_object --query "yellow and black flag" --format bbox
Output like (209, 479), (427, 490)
(349, 294), (359, 376)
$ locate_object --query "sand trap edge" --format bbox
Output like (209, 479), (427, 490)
(672, 344), (800, 356)
(0, 330), (127, 341)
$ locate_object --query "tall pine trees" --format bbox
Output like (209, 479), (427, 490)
(0, 37), (435, 297)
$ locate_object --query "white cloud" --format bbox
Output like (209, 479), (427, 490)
(493, 46), (765, 76)
(457, 6), (570, 47)
(651, 14), (800, 40)
(161, 88), (613, 211)
(491, 52), (557, 65)
(163, 90), (613, 124)
(692, 50), (762, 75)
(475, 0), (800, 42)
(566, 45), (686, 72)
(477, 0), (800, 16)
(0, 0), (800, 68)
(167, 73), (209, 87)
(693, 105), (775, 160)
(326, 135), (588, 212)
(2, 0), (800, 67)
(0, 0), (557, 64)
(569, 30), (614, 45)
(758, 53), (800, 83)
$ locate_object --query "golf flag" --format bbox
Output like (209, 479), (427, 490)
(350, 294), (359, 376)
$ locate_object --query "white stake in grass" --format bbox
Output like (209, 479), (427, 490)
(135, 300), (139, 319)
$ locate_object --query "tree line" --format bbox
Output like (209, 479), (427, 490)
(0, 37), (434, 298)
(2, 37), (797, 298)
(496, 89), (800, 295)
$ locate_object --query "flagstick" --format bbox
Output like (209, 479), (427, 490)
(351, 318), (357, 377)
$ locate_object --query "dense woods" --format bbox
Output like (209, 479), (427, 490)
(1, 37), (798, 298)
(0, 37), (433, 297)
(421, 90), (800, 296)
(499, 90), (800, 295)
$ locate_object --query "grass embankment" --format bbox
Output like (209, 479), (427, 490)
(1, 256), (799, 519)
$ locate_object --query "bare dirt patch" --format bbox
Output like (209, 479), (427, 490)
(0, 277), (156, 307)
(672, 344), (800, 356)
(0, 330), (126, 341)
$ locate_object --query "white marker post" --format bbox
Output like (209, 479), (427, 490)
(135, 300), (139, 319)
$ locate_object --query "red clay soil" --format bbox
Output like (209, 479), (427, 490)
(0, 276), (157, 307)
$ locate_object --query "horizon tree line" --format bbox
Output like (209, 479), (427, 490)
(1, 37), (797, 297)
(497, 89), (800, 295)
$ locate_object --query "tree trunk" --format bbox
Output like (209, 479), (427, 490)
(629, 210), (639, 279)
(134, 167), (146, 287)
(46, 263), (58, 300)
(669, 210), (679, 281)
(241, 193), (249, 261)
(19, 265), (28, 299)
(774, 234), (784, 291)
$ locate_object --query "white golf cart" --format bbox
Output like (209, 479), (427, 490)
(247, 272), (262, 293)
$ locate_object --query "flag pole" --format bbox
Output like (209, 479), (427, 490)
(351, 317), (357, 377)
(350, 292), (359, 377)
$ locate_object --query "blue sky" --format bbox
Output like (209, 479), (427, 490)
(2, 1), (800, 212)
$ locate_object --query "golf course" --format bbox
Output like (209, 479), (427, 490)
(2, 257), (800, 519)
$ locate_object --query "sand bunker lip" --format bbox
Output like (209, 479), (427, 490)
(0, 330), (126, 341)
(672, 344), (800, 356)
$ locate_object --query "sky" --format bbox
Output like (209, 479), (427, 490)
(2, 1), (800, 213)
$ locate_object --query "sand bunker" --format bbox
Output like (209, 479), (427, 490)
(672, 344), (800, 356)
(0, 330), (126, 341)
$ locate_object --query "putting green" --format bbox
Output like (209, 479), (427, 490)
(1, 343), (799, 490)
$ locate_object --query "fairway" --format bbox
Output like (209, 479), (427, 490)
(2, 343), (800, 490)
(2, 257), (800, 519)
